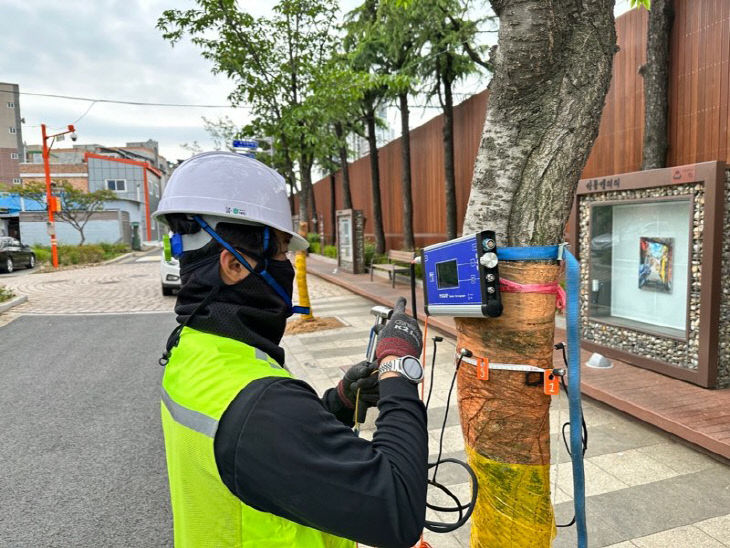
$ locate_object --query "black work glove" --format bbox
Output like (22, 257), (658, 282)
(375, 297), (422, 363)
(336, 360), (380, 409)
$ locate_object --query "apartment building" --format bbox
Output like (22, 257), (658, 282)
(0, 83), (23, 189)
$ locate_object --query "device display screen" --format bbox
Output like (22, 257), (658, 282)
(436, 260), (459, 289)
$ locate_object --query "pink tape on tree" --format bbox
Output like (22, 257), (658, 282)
(499, 278), (566, 311)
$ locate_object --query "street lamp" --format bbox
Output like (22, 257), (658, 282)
(41, 123), (76, 268)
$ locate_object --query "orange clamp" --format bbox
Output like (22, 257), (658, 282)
(544, 369), (560, 396)
(476, 357), (489, 380)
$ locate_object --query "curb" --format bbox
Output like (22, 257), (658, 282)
(102, 252), (135, 265)
(0, 294), (27, 314)
(307, 253), (337, 265)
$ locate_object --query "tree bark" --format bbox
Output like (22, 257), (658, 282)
(297, 172), (308, 228)
(334, 122), (353, 209)
(640, 0), (674, 170)
(309, 180), (317, 228)
(398, 93), (415, 250)
(365, 101), (386, 254)
(281, 140), (298, 215)
(457, 1), (617, 546)
(442, 63), (457, 240)
(300, 160), (314, 234)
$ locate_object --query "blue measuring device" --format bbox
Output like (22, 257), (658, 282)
(421, 231), (503, 317)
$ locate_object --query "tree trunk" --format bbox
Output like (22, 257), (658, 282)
(398, 93), (415, 251)
(300, 160), (313, 234)
(288, 180), (297, 215)
(457, 2), (617, 546)
(365, 102), (386, 254)
(442, 67), (458, 240)
(334, 122), (353, 209)
(309, 182), (317, 229)
(329, 172), (337, 245)
(282, 141), (298, 214)
(298, 174), (308, 228)
(640, 0), (674, 170)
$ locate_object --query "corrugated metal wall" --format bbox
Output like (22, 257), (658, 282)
(309, 1), (730, 249)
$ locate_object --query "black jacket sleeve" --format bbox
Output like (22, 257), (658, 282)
(214, 376), (428, 548)
(321, 385), (357, 427)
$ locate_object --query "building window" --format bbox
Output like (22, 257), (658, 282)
(7, 102), (14, 108)
(106, 179), (127, 192)
(12, 178), (21, 185)
(8, 127), (16, 134)
(10, 152), (18, 159)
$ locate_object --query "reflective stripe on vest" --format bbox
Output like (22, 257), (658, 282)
(161, 386), (217, 438)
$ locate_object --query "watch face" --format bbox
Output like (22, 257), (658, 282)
(402, 357), (422, 380)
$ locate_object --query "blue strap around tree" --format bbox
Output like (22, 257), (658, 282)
(496, 244), (587, 548)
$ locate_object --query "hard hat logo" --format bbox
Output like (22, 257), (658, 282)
(153, 151), (308, 252)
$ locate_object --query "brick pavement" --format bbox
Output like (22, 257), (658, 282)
(0, 260), (173, 317)
(287, 271), (730, 548)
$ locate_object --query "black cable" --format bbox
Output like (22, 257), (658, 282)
(553, 342), (588, 529)
(431, 356), (461, 482)
(423, 353), (479, 534)
(424, 336), (442, 409)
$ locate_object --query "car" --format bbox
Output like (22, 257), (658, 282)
(0, 237), (36, 273)
(160, 248), (181, 296)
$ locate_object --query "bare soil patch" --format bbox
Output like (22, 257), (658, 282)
(285, 316), (345, 334)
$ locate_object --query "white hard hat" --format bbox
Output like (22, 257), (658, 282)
(153, 151), (308, 251)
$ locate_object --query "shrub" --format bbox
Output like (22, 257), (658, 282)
(306, 232), (320, 245)
(0, 285), (14, 303)
(32, 243), (130, 265)
(98, 242), (131, 260)
(309, 242), (321, 254)
(32, 246), (51, 263)
(323, 245), (337, 259)
(364, 240), (387, 267)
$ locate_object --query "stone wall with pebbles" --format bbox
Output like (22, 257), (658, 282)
(717, 170), (730, 388)
(578, 183), (706, 377)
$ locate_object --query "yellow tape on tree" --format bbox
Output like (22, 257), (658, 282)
(465, 445), (555, 547)
(294, 251), (313, 320)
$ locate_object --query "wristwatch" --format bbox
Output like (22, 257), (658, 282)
(378, 355), (424, 384)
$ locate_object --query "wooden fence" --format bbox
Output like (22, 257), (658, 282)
(309, 0), (730, 250)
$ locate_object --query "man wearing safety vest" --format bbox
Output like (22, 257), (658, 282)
(153, 151), (428, 547)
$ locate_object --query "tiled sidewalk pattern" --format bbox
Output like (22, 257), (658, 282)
(288, 273), (730, 548)
(0, 260), (173, 316)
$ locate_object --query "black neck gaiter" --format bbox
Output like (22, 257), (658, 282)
(174, 255), (293, 365)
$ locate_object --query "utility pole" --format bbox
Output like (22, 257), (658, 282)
(41, 123), (76, 268)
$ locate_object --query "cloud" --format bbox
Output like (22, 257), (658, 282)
(1, 0), (246, 160)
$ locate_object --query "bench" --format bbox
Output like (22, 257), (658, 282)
(370, 250), (417, 288)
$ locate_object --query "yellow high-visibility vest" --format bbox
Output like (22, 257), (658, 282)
(161, 327), (355, 548)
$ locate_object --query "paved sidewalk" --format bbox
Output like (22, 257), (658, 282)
(286, 270), (730, 547)
(0, 254), (174, 324)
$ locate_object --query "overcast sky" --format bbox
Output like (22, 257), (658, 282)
(2, 0), (634, 164)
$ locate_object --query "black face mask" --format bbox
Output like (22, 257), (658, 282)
(173, 254), (295, 365)
(264, 258), (295, 304)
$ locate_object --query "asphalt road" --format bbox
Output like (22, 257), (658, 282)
(0, 313), (178, 547)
